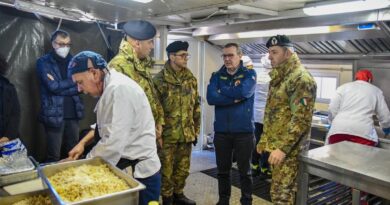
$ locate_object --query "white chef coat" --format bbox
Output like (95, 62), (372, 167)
(87, 69), (161, 179)
(253, 68), (271, 124)
(327, 80), (390, 143)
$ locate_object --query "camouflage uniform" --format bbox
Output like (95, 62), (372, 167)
(153, 62), (201, 197)
(257, 53), (316, 205)
(108, 39), (164, 126)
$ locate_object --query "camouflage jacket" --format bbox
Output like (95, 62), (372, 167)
(108, 40), (164, 125)
(153, 62), (201, 143)
(258, 53), (316, 157)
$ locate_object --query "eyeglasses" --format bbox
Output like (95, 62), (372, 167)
(54, 41), (72, 47)
(174, 53), (191, 59)
(221, 54), (236, 59)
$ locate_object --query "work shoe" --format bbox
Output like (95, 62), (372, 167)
(163, 196), (173, 205)
(173, 193), (196, 205)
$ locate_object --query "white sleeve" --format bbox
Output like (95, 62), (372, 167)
(328, 87), (343, 122)
(87, 86), (134, 166)
(376, 90), (390, 129)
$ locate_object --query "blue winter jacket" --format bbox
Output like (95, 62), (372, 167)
(207, 61), (256, 133)
(36, 52), (84, 128)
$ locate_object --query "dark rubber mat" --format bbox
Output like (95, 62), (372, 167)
(201, 167), (271, 202)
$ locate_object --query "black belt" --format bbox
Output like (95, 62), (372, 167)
(116, 158), (140, 170)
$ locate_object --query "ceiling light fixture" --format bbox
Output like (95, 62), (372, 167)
(303, 0), (390, 16)
(131, 0), (153, 3)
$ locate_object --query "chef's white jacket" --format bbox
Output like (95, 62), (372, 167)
(87, 69), (161, 178)
(327, 80), (390, 143)
(253, 68), (270, 124)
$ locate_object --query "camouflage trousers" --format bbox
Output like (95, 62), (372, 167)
(160, 142), (192, 197)
(270, 155), (299, 205)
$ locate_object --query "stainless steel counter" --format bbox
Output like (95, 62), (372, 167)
(297, 141), (390, 205)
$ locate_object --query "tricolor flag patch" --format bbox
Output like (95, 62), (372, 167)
(300, 98), (308, 106)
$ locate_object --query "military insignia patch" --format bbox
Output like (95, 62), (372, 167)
(271, 37), (278, 46)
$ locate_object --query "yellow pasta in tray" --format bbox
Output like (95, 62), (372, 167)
(12, 195), (52, 205)
(48, 164), (129, 202)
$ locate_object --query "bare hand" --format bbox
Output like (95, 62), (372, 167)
(68, 143), (85, 160)
(256, 143), (262, 154)
(268, 149), (286, 165)
(156, 124), (163, 148)
(157, 138), (163, 149)
(0, 137), (10, 144)
(156, 124), (163, 139)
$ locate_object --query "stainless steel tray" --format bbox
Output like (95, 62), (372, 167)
(0, 169), (38, 187)
(38, 157), (145, 205)
(0, 156), (36, 176)
(0, 156), (40, 188)
(0, 189), (53, 204)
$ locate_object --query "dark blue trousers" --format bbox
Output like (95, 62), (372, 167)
(136, 171), (161, 205)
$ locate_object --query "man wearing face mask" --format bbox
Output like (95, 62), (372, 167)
(36, 29), (84, 162)
(108, 20), (164, 149)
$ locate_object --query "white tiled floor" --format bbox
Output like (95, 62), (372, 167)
(182, 150), (272, 205)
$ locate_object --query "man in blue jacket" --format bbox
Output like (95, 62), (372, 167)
(207, 43), (256, 205)
(36, 30), (84, 162)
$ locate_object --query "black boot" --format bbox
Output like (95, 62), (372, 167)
(163, 196), (173, 205)
(173, 193), (196, 205)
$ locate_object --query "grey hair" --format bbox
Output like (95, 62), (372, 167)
(224, 43), (243, 55)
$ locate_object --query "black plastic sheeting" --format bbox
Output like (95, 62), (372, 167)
(0, 7), (123, 161)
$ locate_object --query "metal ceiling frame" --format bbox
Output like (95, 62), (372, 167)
(208, 28), (387, 46)
(192, 8), (390, 36)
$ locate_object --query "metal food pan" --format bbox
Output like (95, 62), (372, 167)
(0, 156), (36, 176)
(38, 157), (145, 205)
(0, 189), (53, 205)
(0, 169), (38, 187)
(0, 156), (41, 188)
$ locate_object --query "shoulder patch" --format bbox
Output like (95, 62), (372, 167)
(295, 97), (311, 106)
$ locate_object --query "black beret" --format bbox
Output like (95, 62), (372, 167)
(68, 51), (107, 75)
(166, 41), (189, 54)
(123, 20), (156, 40)
(266, 35), (293, 48)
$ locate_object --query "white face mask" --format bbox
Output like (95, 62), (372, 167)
(55, 47), (70, 58)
